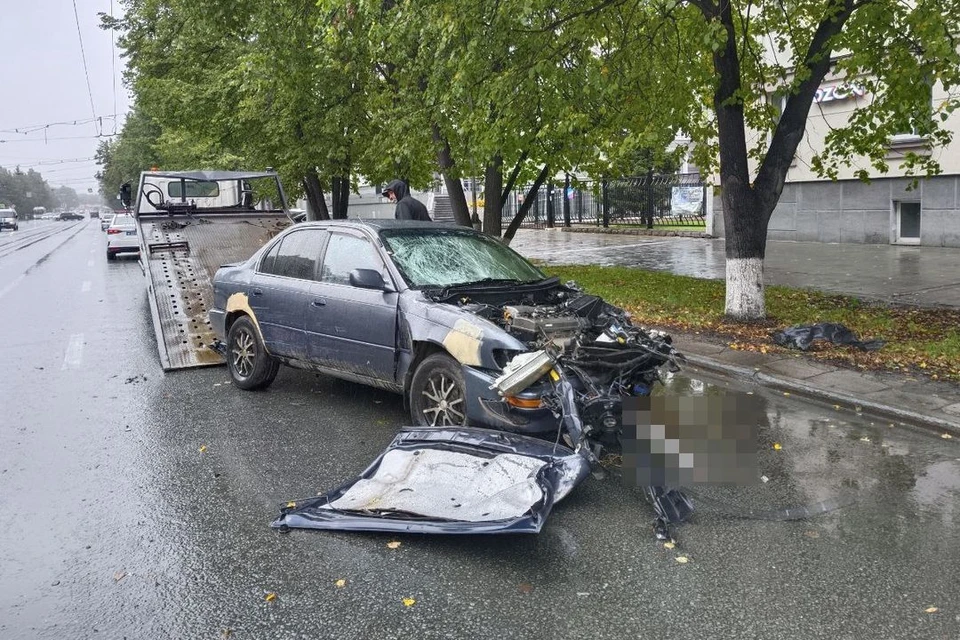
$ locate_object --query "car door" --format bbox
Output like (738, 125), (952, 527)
(249, 229), (327, 359)
(305, 230), (399, 382)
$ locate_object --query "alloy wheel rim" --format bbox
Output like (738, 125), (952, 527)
(232, 329), (255, 377)
(421, 372), (465, 426)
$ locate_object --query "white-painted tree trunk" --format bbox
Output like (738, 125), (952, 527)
(725, 257), (765, 320)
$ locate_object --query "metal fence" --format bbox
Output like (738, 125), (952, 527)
(505, 173), (706, 229)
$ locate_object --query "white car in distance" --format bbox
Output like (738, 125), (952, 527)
(106, 215), (140, 260)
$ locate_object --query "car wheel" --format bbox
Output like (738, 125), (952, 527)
(409, 353), (467, 426)
(106, 251), (116, 261)
(226, 316), (279, 391)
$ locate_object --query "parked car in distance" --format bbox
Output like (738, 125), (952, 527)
(106, 215), (140, 260)
(100, 214), (115, 231)
(57, 211), (85, 221)
(0, 209), (18, 231)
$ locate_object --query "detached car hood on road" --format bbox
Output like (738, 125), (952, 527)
(272, 427), (591, 534)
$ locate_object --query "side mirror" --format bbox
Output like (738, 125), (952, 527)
(119, 183), (132, 208)
(349, 268), (392, 291)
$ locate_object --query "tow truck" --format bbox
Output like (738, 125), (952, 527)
(131, 170), (294, 370)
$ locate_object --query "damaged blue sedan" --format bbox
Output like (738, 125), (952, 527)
(210, 220), (672, 437)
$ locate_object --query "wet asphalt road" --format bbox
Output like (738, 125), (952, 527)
(511, 229), (960, 307)
(2, 220), (960, 639)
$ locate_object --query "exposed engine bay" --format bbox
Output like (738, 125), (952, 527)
(431, 280), (682, 454)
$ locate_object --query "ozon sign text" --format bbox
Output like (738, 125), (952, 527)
(814, 83), (866, 104)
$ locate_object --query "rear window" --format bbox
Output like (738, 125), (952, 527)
(167, 181), (220, 198)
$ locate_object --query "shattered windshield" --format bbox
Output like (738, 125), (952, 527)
(380, 229), (545, 288)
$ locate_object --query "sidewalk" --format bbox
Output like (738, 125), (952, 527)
(510, 228), (960, 436)
(670, 331), (960, 437)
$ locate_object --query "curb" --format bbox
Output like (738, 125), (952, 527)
(681, 352), (960, 439)
(559, 227), (712, 239)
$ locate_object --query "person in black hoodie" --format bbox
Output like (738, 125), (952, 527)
(382, 179), (432, 221)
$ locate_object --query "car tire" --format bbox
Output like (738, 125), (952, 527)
(409, 352), (468, 427)
(226, 316), (279, 391)
(106, 251), (116, 261)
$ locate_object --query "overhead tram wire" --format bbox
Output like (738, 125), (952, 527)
(72, 0), (101, 136)
(0, 115), (121, 136)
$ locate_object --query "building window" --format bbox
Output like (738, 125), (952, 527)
(891, 82), (934, 144)
(894, 201), (921, 245)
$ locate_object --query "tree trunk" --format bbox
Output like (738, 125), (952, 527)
(483, 156), (503, 237)
(331, 174), (350, 219)
(302, 168), (329, 221)
(721, 182), (770, 320)
(502, 164), (550, 245)
(432, 124), (472, 226)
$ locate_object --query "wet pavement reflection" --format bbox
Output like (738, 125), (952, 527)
(512, 228), (960, 307)
(1, 223), (959, 639)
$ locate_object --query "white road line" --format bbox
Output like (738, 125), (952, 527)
(81, 280), (92, 293)
(62, 333), (85, 370)
(87, 259), (94, 267)
(0, 274), (26, 301)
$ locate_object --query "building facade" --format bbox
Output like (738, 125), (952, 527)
(711, 72), (960, 247)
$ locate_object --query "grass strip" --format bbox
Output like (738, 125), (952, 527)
(545, 264), (960, 383)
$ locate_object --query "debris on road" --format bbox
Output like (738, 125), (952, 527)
(272, 427), (591, 534)
(772, 323), (885, 352)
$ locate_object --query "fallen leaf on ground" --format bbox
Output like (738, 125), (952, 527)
(942, 434), (953, 439)
(773, 443), (782, 450)
(518, 582), (534, 594)
(859, 437), (871, 443)
(804, 530), (820, 539)
(221, 630), (233, 639)
(760, 475), (770, 483)
(675, 556), (689, 564)
(386, 541), (402, 549)
(663, 541), (675, 549)
(286, 501), (297, 509)
(924, 606), (939, 613)
(113, 571), (126, 582)
(402, 597), (416, 607)
(265, 592), (277, 602)
(335, 579), (346, 588)
(199, 445), (207, 453)
(783, 392), (791, 396)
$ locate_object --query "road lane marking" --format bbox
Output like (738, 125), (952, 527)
(0, 274), (26, 301)
(62, 333), (85, 370)
(87, 259), (94, 267)
(81, 280), (91, 293)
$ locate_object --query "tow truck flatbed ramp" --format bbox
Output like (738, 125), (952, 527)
(134, 171), (292, 371)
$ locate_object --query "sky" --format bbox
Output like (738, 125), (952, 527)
(0, 0), (129, 194)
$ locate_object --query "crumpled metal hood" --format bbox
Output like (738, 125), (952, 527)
(272, 427), (591, 534)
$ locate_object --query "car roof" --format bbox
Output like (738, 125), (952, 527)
(297, 219), (470, 233)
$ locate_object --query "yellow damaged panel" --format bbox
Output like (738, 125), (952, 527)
(226, 292), (266, 343)
(442, 319), (484, 366)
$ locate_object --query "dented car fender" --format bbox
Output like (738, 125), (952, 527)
(397, 293), (526, 376)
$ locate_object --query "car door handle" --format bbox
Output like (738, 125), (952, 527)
(251, 288), (263, 297)
(311, 298), (326, 307)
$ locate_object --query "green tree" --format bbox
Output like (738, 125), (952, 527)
(670, 0), (960, 319)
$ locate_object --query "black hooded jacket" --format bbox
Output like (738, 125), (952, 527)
(383, 179), (432, 221)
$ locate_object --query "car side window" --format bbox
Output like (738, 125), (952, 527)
(320, 233), (383, 286)
(259, 230), (326, 280)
